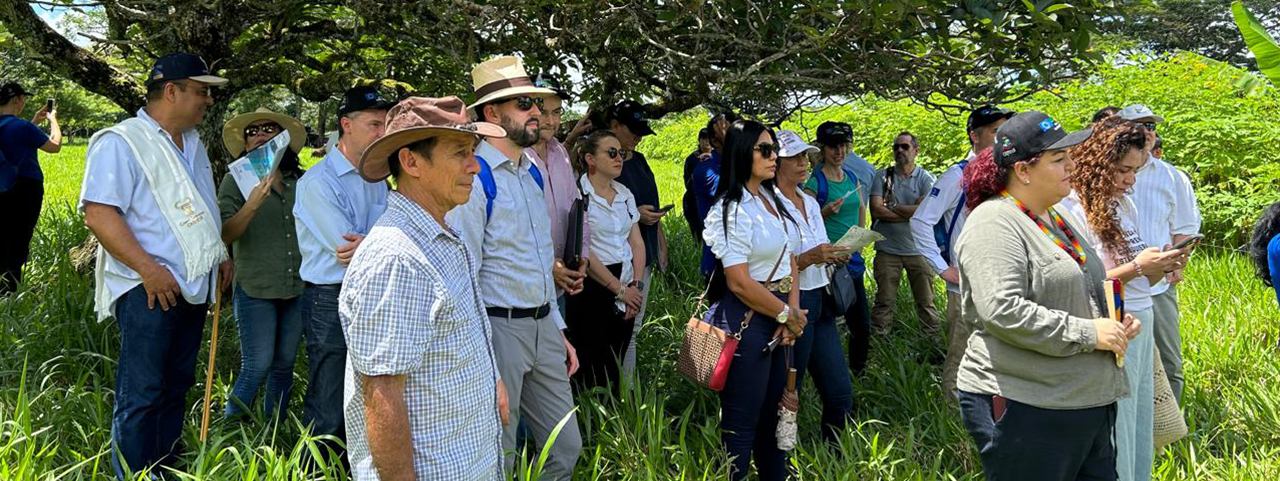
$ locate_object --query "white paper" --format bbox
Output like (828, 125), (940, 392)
(833, 225), (884, 252)
(229, 131), (290, 199)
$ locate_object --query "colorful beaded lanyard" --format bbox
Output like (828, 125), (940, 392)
(1001, 191), (1087, 266)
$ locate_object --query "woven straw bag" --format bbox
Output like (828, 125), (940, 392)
(1153, 347), (1188, 449)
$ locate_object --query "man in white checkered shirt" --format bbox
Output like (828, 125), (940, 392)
(339, 96), (511, 480)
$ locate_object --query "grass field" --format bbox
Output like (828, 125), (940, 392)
(1, 136), (1279, 480)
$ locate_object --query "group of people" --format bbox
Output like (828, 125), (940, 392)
(4, 47), (1211, 481)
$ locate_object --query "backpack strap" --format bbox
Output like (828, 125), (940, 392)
(476, 154), (547, 221)
(814, 167), (830, 205)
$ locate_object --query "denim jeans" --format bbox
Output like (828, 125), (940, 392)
(111, 285), (206, 480)
(224, 285), (303, 419)
(717, 291), (790, 481)
(301, 283), (346, 455)
(958, 391), (1117, 481)
(842, 261), (872, 375)
(791, 288), (854, 442)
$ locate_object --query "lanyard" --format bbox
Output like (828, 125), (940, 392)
(1002, 191), (1087, 266)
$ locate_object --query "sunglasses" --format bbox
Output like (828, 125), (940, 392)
(599, 147), (622, 159)
(894, 143), (912, 151)
(1141, 122), (1158, 132)
(754, 143), (779, 158)
(506, 95), (544, 111)
(244, 123), (282, 137)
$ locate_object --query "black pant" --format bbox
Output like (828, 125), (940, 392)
(0, 177), (42, 295)
(565, 263), (634, 395)
(958, 391), (1117, 481)
(842, 263), (871, 375)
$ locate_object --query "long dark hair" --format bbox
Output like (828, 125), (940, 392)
(1250, 202), (1280, 287)
(707, 119), (794, 301)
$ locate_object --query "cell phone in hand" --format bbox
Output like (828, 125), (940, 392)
(45, 98), (55, 112)
(656, 204), (675, 213)
(1170, 234), (1203, 250)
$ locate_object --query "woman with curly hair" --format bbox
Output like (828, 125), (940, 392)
(1058, 115), (1186, 481)
(1250, 202), (1280, 308)
(956, 111), (1139, 481)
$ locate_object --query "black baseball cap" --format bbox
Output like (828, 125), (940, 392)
(338, 85), (398, 116)
(967, 105), (1015, 132)
(815, 121), (853, 146)
(611, 100), (655, 136)
(994, 111), (1092, 166)
(532, 72), (570, 100)
(0, 82), (33, 104)
(146, 53), (228, 87)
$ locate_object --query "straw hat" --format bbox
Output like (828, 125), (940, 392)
(359, 96), (506, 182)
(470, 56), (557, 109)
(222, 108), (306, 156)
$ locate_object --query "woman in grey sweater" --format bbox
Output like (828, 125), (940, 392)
(954, 111), (1141, 481)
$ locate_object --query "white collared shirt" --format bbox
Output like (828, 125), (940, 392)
(1128, 154), (1200, 294)
(79, 108), (219, 308)
(446, 141), (564, 329)
(777, 188), (830, 291)
(703, 191), (795, 282)
(579, 174), (639, 277)
(910, 151), (975, 293)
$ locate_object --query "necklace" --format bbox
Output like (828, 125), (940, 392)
(1002, 191), (1087, 266)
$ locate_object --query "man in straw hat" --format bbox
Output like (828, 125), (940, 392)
(79, 52), (233, 479)
(293, 84), (395, 459)
(445, 55), (582, 479)
(341, 96), (508, 480)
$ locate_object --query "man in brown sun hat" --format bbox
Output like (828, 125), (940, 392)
(341, 96), (509, 480)
(445, 55), (583, 480)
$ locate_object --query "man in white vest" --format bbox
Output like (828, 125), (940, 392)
(80, 52), (233, 480)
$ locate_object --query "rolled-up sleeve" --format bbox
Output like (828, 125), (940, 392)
(340, 250), (433, 376)
(958, 214), (1096, 357)
(703, 200), (753, 268)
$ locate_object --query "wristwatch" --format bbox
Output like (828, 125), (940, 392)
(776, 305), (790, 324)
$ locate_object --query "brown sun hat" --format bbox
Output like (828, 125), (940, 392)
(359, 96), (506, 182)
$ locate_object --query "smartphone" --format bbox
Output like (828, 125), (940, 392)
(656, 204), (675, 212)
(45, 98), (55, 112)
(1170, 234), (1203, 250)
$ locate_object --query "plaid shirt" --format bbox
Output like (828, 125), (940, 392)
(340, 192), (502, 480)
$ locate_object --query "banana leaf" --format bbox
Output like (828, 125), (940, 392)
(1232, 0), (1280, 86)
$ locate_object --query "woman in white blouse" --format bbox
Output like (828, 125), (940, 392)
(565, 130), (645, 395)
(773, 130), (855, 442)
(1059, 116), (1186, 481)
(703, 120), (807, 481)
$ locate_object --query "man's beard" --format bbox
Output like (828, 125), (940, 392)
(502, 114), (540, 147)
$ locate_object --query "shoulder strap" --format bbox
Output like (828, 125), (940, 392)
(477, 154), (547, 221)
(529, 161), (545, 190)
(944, 160), (972, 237)
(814, 167), (830, 205)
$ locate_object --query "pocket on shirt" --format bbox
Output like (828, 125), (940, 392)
(1030, 253), (1082, 294)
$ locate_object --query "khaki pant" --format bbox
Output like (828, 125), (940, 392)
(941, 291), (969, 397)
(871, 253), (941, 333)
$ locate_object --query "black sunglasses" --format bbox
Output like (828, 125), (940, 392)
(244, 123), (282, 137)
(894, 143), (912, 151)
(506, 95), (544, 111)
(600, 147), (621, 159)
(1141, 122), (1157, 132)
(754, 143), (779, 158)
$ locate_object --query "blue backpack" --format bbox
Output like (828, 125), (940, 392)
(932, 160), (969, 265)
(812, 164), (859, 206)
(476, 155), (544, 219)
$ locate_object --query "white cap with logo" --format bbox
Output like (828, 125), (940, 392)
(777, 130), (819, 158)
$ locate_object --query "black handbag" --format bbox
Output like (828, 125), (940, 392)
(564, 183), (589, 270)
(826, 263), (855, 313)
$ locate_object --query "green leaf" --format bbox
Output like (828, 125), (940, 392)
(1231, 0), (1280, 85)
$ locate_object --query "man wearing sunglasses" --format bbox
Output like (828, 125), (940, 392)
(869, 131), (940, 337)
(293, 84), (394, 461)
(1118, 104), (1201, 403)
(446, 55), (582, 480)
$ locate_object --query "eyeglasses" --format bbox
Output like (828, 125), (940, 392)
(893, 143), (912, 151)
(244, 123), (281, 137)
(174, 81), (211, 99)
(507, 96), (544, 111)
(754, 143), (779, 158)
(600, 147), (621, 159)
(549, 107), (565, 116)
(1141, 122), (1157, 132)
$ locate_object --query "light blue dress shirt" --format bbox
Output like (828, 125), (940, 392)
(293, 145), (388, 285)
(78, 108), (219, 310)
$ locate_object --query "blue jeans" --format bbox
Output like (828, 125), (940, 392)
(791, 288), (854, 442)
(111, 285), (206, 480)
(301, 283), (346, 454)
(224, 285), (303, 419)
(842, 261), (871, 375)
(717, 291), (790, 481)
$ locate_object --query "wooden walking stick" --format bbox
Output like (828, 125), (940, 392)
(199, 284), (224, 442)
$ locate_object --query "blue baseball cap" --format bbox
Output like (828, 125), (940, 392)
(338, 85), (399, 116)
(146, 52), (228, 87)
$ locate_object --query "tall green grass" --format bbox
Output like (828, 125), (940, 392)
(2, 135), (1278, 480)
